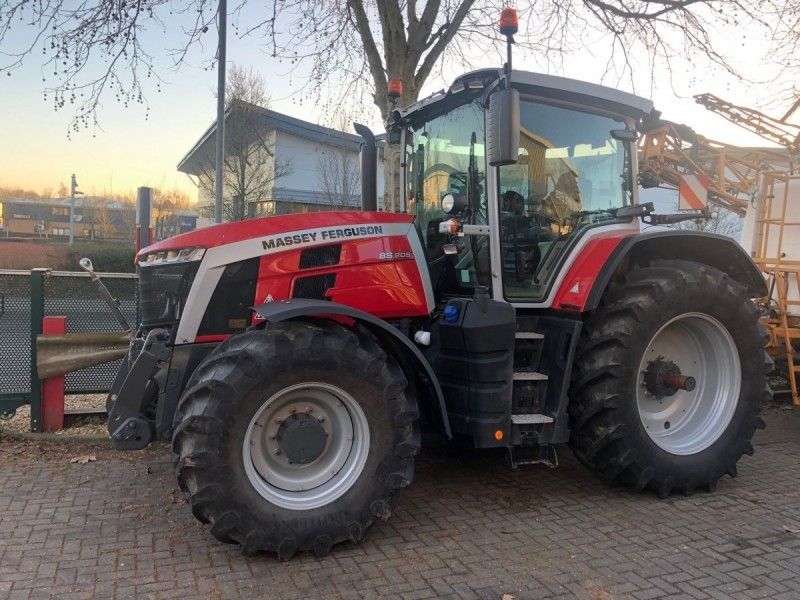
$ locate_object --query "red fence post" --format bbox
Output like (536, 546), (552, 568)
(41, 316), (66, 432)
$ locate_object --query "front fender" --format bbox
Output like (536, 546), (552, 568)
(253, 299), (451, 438)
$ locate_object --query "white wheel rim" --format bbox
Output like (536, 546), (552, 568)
(636, 312), (741, 456)
(242, 382), (370, 510)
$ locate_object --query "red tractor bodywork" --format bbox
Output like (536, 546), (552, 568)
(138, 210), (632, 345)
(140, 211), (433, 346)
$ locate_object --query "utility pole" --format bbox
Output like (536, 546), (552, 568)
(214, 0), (227, 224)
(69, 174), (82, 245)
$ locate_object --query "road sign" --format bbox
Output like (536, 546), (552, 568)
(679, 174), (709, 210)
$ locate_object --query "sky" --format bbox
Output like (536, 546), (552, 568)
(0, 4), (791, 203)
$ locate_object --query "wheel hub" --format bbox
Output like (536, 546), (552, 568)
(636, 312), (741, 456)
(242, 383), (371, 511)
(643, 359), (697, 397)
(277, 414), (328, 464)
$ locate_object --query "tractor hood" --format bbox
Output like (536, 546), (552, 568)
(137, 211), (414, 260)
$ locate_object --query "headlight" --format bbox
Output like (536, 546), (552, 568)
(441, 192), (467, 215)
(139, 246), (205, 265)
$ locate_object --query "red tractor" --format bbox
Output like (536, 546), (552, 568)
(107, 18), (770, 560)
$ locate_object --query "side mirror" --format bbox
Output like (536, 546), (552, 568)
(610, 128), (639, 142)
(639, 171), (661, 189)
(487, 87), (520, 166)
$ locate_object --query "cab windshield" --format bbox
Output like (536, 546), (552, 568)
(498, 99), (632, 301)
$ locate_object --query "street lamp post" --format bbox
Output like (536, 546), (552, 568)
(69, 174), (82, 245)
(214, 0), (227, 224)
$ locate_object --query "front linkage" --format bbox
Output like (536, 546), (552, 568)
(106, 328), (171, 450)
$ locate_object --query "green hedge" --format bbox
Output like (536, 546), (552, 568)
(67, 242), (136, 273)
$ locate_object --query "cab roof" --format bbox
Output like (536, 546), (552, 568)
(395, 69), (655, 125)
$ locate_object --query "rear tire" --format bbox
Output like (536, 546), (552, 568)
(172, 320), (420, 559)
(569, 260), (770, 496)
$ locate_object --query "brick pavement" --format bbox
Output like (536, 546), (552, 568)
(1, 406), (799, 600)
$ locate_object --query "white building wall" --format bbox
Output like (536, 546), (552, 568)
(274, 131), (360, 204)
(194, 126), (387, 217)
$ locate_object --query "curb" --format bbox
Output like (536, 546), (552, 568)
(0, 430), (111, 444)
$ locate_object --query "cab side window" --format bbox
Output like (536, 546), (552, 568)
(498, 100), (631, 301)
(405, 100), (490, 293)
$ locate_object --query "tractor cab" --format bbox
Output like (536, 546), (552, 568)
(391, 67), (654, 306)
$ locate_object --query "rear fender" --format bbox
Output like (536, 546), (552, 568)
(252, 299), (451, 438)
(584, 231), (767, 311)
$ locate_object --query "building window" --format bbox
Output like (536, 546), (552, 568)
(51, 207), (69, 217)
(253, 201), (276, 215)
(52, 227), (69, 236)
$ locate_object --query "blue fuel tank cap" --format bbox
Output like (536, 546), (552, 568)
(443, 304), (459, 323)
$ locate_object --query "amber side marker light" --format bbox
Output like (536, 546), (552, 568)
(495, 429), (504, 441)
(438, 218), (460, 235)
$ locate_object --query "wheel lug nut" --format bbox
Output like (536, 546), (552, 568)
(306, 406), (313, 413)
(274, 449), (281, 455)
(318, 416), (325, 423)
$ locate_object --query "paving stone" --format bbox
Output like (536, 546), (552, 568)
(0, 407), (798, 599)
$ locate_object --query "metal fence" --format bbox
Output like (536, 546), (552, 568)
(0, 271), (31, 410)
(0, 268), (137, 431)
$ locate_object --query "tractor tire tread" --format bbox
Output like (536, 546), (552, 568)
(569, 259), (769, 497)
(171, 320), (420, 559)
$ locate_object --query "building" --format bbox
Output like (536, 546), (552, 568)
(177, 103), (383, 221)
(0, 197), (135, 241)
(0, 197), (198, 241)
(154, 210), (198, 241)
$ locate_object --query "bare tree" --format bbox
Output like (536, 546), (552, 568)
(87, 201), (115, 240)
(152, 187), (193, 218)
(2, 1), (799, 131)
(317, 148), (359, 209)
(676, 205), (743, 239)
(193, 65), (291, 221)
(0, 186), (41, 199)
(315, 113), (360, 209)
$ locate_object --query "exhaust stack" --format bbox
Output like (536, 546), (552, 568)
(354, 123), (378, 211)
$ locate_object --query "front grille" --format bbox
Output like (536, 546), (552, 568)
(197, 258), (259, 335)
(293, 273), (336, 300)
(138, 261), (200, 328)
(299, 244), (341, 269)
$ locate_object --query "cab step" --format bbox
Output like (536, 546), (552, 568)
(515, 331), (544, 340)
(507, 444), (558, 470)
(511, 413), (554, 425)
(512, 371), (548, 381)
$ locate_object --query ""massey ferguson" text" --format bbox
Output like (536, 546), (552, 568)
(261, 225), (384, 250)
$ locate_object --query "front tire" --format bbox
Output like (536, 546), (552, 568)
(569, 260), (770, 496)
(172, 320), (420, 559)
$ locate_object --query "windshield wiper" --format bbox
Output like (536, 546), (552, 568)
(575, 203), (653, 221)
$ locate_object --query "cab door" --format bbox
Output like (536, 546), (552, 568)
(488, 96), (636, 305)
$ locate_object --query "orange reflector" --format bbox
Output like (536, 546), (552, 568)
(494, 429), (504, 441)
(444, 218), (460, 234)
(387, 79), (403, 100)
(499, 8), (519, 35)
